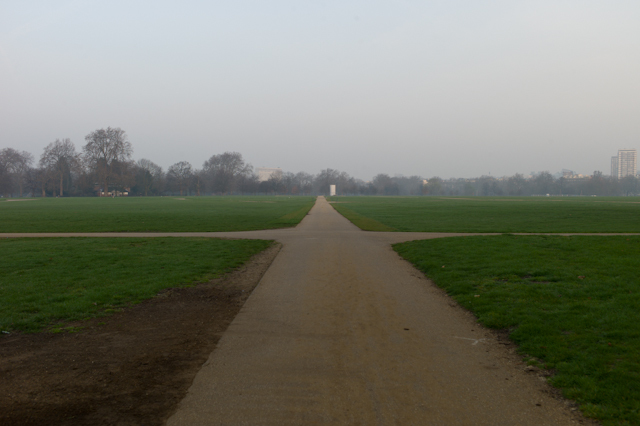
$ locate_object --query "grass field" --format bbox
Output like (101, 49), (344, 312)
(395, 235), (640, 425)
(0, 238), (273, 333)
(0, 196), (315, 233)
(329, 196), (640, 233)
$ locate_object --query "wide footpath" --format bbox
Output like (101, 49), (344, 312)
(160, 196), (582, 425)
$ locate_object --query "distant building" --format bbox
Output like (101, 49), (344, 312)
(256, 167), (283, 182)
(612, 149), (637, 179)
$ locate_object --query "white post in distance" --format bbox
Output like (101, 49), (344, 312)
(329, 185), (336, 196)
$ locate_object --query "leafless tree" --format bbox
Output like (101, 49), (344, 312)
(620, 175), (638, 196)
(0, 158), (10, 197)
(372, 173), (398, 195)
(506, 173), (527, 195)
(314, 168), (341, 195)
(135, 159), (164, 196)
(202, 152), (253, 194)
(40, 139), (80, 197)
(0, 148), (34, 197)
(281, 172), (296, 194)
(167, 161), (193, 196)
(83, 127), (133, 196)
(193, 169), (205, 196)
(295, 172), (314, 195)
(532, 171), (556, 195)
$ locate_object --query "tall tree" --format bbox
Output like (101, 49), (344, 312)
(0, 156), (10, 197)
(532, 171), (556, 195)
(135, 159), (163, 196)
(167, 161), (193, 196)
(315, 168), (342, 194)
(620, 175), (638, 196)
(372, 173), (399, 195)
(0, 148), (34, 197)
(506, 173), (527, 196)
(294, 172), (314, 195)
(83, 127), (133, 196)
(40, 139), (79, 197)
(202, 152), (252, 194)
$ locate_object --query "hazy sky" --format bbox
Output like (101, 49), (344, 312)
(1, 1), (639, 180)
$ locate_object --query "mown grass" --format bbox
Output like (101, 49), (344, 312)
(328, 203), (395, 232)
(329, 196), (640, 233)
(0, 238), (272, 332)
(0, 196), (315, 232)
(395, 235), (640, 425)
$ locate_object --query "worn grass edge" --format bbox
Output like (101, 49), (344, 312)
(1, 239), (277, 335)
(329, 203), (397, 232)
(391, 236), (637, 425)
(277, 200), (317, 223)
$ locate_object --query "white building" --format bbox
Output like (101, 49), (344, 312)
(256, 167), (283, 182)
(612, 149), (637, 179)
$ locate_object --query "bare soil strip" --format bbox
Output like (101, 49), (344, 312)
(0, 244), (280, 426)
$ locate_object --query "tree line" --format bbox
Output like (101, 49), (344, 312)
(1, 128), (638, 197)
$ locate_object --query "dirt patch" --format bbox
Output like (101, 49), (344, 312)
(0, 243), (281, 426)
(5, 199), (37, 202)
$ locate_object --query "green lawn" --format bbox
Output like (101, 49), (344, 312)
(395, 235), (640, 425)
(0, 238), (273, 333)
(329, 196), (640, 233)
(0, 196), (315, 233)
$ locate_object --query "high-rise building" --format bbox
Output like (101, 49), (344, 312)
(614, 149), (637, 179)
(611, 156), (618, 178)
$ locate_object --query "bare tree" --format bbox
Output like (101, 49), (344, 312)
(193, 169), (205, 196)
(0, 148), (34, 197)
(202, 152), (252, 194)
(281, 172), (296, 194)
(315, 168), (341, 195)
(620, 175), (638, 196)
(506, 173), (527, 195)
(0, 157), (10, 197)
(532, 171), (556, 195)
(167, 161), (193, 196)
(83, 127), (133, 196)
(372, 173), (399, 195)
(295, 172), (314, 195)
(135, 159), (164, 196)
(40, 139), (79, 197)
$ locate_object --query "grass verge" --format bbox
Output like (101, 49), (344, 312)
(329, 204), (396, 231)
(329, 196), (640, 233)
(394, 235), (640, 425)
(0, 196), (316, 232)
(0, 238), (272, 332)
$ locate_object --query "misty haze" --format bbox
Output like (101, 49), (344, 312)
(2, 3), (640, 426)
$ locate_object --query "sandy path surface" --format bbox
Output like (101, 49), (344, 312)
(162, 197), (587, 425)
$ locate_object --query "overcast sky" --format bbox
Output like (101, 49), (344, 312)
(1, 1), (639, 180)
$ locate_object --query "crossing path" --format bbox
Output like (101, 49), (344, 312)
(165, 197), (584, 425)
(3, 197), (591, 425)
